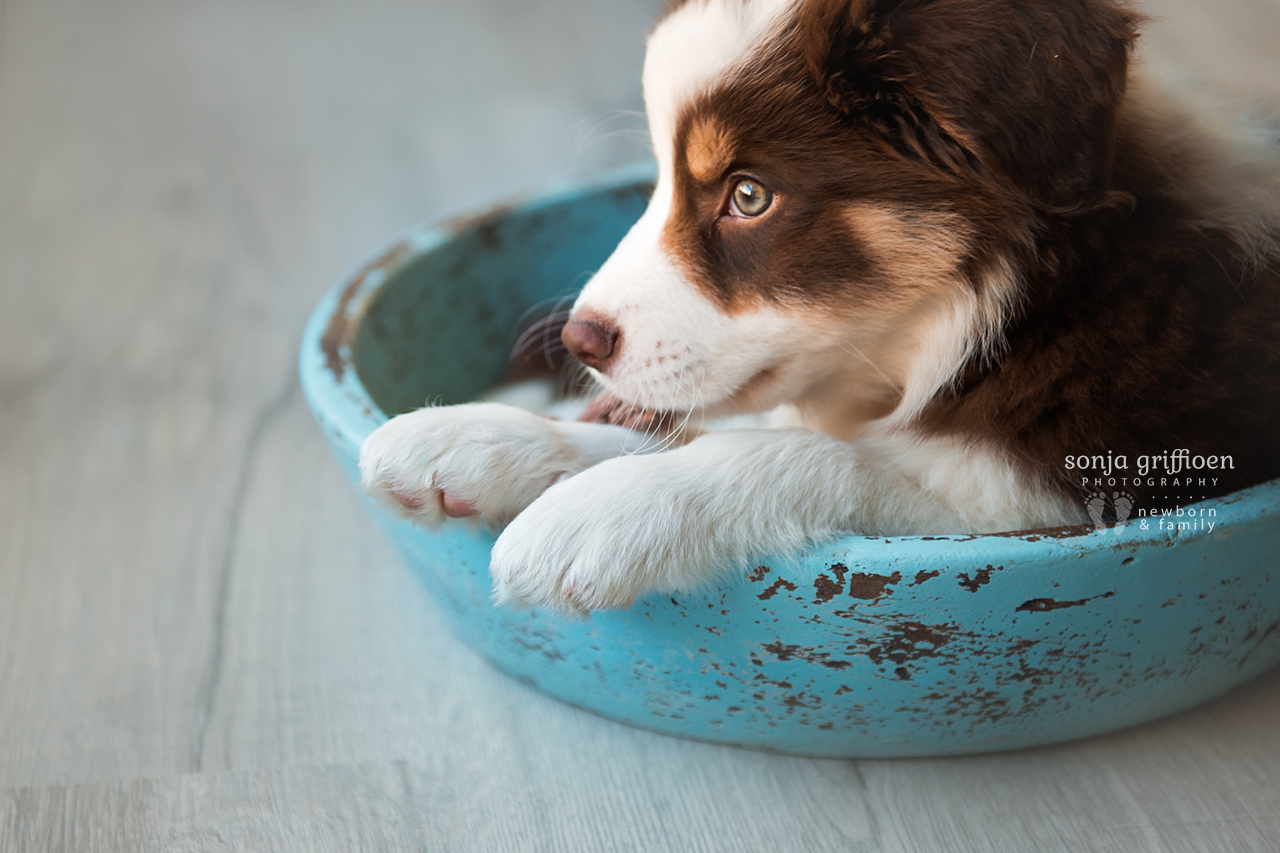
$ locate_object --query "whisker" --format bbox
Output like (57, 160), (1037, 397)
(840, 341), (902, 393)
(573, 109), (652, 150)
(537, 300), (576, 371)
(632, 357), (688, 455)
(507, 297), (582, 386)
(510, 314), (569, 359)
(512, 294), (575, 334)
(658, 367), (704, 453)
(558, 358), (596, 400)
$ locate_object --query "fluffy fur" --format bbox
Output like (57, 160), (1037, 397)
(361, 0), (1280, 613)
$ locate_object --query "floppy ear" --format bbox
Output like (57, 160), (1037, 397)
(798, 0), (1140, 213)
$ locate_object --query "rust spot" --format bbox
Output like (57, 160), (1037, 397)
(957, 565), (1002, 593)
(1016, 591), (1117, 612)
(912, 570), (940, 586)
(757, 578), (798, 601)
(446, 204), (514, 245)
(986, 523), (1095, 540)
(320, 242), (412, 380)
(940, 688), (1011, 724)
(512, 636), (566, 662)
(748, 566), (770, 583)
(813, 563), (851, 603)
(475, 219), (503, 250)
(1237, 618), (1280, 670)
(813, 574), (841, 603)
(849, 620), (956, 665)
(847, 570), (902, 602)
(760, 642), (852, 670)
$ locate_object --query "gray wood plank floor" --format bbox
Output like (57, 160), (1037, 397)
(2, 0), (1279, 850)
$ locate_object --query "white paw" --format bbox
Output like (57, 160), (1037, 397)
(359, 402), (588, 527)
(490, 454), (719, 613)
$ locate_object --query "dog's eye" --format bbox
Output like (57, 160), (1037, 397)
(730, 180), (774, 218)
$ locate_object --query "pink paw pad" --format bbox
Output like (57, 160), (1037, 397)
(390, 485), (430, 511)
(438, 491), (479, 519)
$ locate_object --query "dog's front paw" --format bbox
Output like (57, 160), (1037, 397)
(490, 455), (714, 613)
(359, 402), (586, 527)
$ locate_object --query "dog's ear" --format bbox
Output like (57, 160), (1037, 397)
(798, 0), (1141, 213)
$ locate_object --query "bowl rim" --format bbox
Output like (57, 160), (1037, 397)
(299, 162), (1280, 554)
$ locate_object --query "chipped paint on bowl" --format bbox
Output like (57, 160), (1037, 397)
(300, 163), (1280, 757)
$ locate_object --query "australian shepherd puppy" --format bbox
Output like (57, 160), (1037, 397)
(360, 0), (1280, 613)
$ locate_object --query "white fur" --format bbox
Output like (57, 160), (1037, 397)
(364, 398), (1079, 614)
(642, 0), (803, 162)
(489, 425), (1080, 613)
(359, 403), (651, 528)
(572, 202), (852, 414)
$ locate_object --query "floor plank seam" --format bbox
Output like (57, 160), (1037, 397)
(188, 377), (299, 774)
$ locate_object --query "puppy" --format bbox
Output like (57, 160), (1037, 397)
(361, 0), (1280, 613)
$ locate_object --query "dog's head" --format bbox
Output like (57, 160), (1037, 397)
(563, 0), (1139, 433)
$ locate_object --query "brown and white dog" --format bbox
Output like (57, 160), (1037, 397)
(360, 0), (1280, 613)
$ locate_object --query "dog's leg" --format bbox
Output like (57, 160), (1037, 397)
(490, 428), (1067, 613)
(359, 402), (653, 528)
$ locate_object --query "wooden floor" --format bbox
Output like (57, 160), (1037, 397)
(2, 0), (1279, 850)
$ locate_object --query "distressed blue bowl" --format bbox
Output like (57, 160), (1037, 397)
(300, 164), (1280, 757)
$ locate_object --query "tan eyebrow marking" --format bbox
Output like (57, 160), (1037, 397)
(846, 203), (972, 291)
(684, 114), (735, 183)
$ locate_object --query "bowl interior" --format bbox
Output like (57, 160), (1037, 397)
(351, 175), (653, 417)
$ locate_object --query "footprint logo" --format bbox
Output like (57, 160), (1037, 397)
(1112, 491), (1134, 534)
(1086, 491), (1109, 531)
(1083, 490), (1137, 532)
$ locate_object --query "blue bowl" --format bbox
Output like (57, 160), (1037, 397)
(300, 164), (1280, 757)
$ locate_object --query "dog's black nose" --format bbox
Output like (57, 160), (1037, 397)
(561, 316), (619, 370)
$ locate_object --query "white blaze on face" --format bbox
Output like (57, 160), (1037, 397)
(574, 190), (834, 413)
(571, 0), (812, 414)
(641, 0), (803, 167)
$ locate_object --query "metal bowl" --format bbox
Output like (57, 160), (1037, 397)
(300, 164), (1280, 757)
